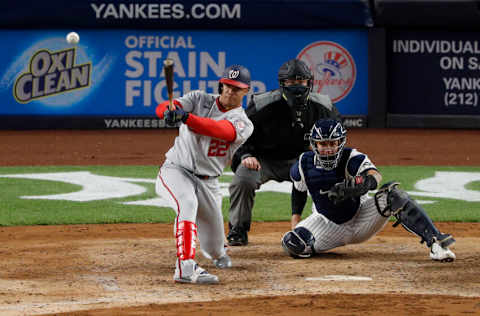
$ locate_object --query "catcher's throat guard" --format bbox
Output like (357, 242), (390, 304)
(374, 181), (454, 248)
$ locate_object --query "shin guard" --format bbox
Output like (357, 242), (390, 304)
(176, 221), (197, 260)
(393, 198), (441, 247)
(375, 182), (452, 247)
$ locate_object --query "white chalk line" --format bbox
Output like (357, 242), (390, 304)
(305, 275), (372, 281)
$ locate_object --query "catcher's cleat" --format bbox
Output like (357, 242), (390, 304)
(213, 254), (232, 269)
(430, 242), (456, 262)
(174, 259), (219, 284)
(227, 227), (248, 246)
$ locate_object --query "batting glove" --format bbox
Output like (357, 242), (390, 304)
(164, 107), (189, 125)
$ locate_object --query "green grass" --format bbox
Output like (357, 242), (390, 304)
(466, 181), (480, 191)
(377, 166), (480, 221)
(0, 165), (479, 226)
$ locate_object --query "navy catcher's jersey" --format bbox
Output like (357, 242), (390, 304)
(290, 147), (377, 224)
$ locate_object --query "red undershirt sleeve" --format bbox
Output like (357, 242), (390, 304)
(155, 100), (236, 142)
(185, 114), (236, 142)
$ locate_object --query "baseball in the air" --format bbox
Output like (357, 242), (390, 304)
(66, 32), (80, 45)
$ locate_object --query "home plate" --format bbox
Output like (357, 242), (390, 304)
(306, 275), (372, 281)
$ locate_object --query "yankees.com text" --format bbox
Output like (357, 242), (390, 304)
(91, 3), (241, 20)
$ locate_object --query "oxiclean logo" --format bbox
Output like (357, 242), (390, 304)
(14, 47), (92, 103)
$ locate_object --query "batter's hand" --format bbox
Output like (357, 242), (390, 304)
(241, 156), (261, 171)
(164, 107), (189, 125)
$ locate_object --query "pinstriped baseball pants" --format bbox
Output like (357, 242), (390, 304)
(297, 195), (389, 252)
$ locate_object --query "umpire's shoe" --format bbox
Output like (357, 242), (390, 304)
(227, 227), (248, 246)
(174, 259), (219, 284)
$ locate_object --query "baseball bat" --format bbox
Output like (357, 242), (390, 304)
(163, 58), (175, 110)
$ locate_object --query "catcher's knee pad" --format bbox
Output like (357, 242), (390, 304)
(281, 227), (315, 259)
(374, 181), (406, 217)
(375, 181), (444, 247)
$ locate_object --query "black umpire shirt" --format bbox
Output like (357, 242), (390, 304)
(232, 88), (341, 172)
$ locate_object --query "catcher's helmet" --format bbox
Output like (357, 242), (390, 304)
(310, 119), (347, 170)
(278, 59), (313, 108)
(218, 64), (250, 93)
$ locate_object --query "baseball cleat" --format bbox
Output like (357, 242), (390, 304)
(430, 242), (456, 262)
(213, 254), (232, 269)
(174, 259), (219, 284)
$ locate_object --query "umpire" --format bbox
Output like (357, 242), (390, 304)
(227, 58), (342, 246)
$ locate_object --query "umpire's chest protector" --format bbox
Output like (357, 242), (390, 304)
(244, 90), (340, 161)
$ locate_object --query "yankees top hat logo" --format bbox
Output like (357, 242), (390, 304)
(297, 41), (356, 103)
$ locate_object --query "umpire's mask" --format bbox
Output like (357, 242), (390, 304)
(278, 59), (313, 128)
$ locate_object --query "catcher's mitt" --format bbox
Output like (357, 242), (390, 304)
(328, 175), (372, 205)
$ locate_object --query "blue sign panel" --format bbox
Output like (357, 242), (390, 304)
(0, 1), (373, 29)
(0, 30), (367, 122)
(389, 30), (480, 115)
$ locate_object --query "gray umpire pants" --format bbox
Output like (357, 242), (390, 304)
(228, 158), (297, 231)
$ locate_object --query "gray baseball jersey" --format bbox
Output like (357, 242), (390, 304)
(165, 90), (253, 176)
(156, 90), (253, 260)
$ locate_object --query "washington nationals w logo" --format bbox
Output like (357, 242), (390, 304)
(228, 70), (240, 79)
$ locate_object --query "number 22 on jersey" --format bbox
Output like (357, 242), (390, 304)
(207, 139), (230, 157)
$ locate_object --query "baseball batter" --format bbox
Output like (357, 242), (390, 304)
(155, 65), (254, 284)
(282, 119), (456, 262)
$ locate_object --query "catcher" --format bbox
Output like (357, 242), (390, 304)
(282, 118), (456, 262)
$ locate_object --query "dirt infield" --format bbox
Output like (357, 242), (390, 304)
(1, 128), (480, 167)
(0, 128), (479, 315)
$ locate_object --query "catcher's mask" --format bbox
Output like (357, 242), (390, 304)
(278, 59), (313, 128)
(218, 64), (251, 94)
(310, 119), (346, 170)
